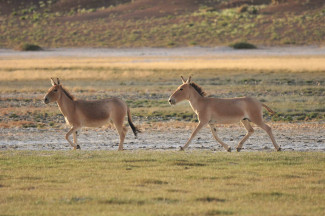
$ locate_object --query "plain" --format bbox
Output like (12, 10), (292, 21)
(0, 151), (324, 216)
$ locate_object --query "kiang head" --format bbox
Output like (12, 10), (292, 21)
(44, 78), (62, 104)
(169, 76), (206, 105)
(168, 76), (191, 105)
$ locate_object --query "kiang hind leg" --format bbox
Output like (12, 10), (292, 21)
(236, 119), (254, 152)
(258, 122), (281, 151)
(117, 125), (127, 151)
(112, 116), (127, 151)
(250, 113), (281, 151)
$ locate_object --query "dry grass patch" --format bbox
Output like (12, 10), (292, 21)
(0, 56), (325, 81)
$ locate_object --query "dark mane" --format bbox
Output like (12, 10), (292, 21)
(190, 82), (207, 97)
(61, 86), (75, 101)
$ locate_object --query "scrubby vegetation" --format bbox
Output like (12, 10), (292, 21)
(0, 0), (324, 48)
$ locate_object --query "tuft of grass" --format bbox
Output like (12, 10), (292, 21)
(141, 179), (168, 185)
(196, 196), (226, 202)
(229, 42), (257, 49)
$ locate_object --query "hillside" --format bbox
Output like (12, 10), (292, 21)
(0, 0), (324, 48)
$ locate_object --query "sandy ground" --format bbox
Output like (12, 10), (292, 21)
(1, 123), (324, 152)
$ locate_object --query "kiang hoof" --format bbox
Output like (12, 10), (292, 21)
(179, 146), (185, 151)
(236, 148), (242, 152)
(76, 145), (81, 150)
(227, 147), (232, 152)
(276, 147), (282, 152)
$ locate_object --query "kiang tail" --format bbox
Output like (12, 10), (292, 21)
(262, 104), (275, 115)
(127, 106), (141, 138)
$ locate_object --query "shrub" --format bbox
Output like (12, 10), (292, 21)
(167, 41), (176, 47)
(19, 43), (43, 51)
(229, 42), (257, 49)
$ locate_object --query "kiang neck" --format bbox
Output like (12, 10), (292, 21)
(57, 91), (75, 117)
(188, 86), (203, 112)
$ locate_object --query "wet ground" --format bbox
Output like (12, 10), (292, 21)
(1, 123), (324, 152)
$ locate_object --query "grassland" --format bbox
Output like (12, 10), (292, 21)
(1, 53), (324, 214)
(0, 151), (324, 216)
(0, 55), (324, 129)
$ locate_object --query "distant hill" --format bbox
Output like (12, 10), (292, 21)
(0, 0), (324, 48)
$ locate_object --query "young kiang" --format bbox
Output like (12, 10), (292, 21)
(44, 78), (140, 151)
(168, 76), (281, 152)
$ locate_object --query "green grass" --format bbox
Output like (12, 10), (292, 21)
(0, 151), (324, 216)
(0, 151), (325, 215)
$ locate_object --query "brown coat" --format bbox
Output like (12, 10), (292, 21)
(169, 76), (281, 152)
(44, 78), (139, 150)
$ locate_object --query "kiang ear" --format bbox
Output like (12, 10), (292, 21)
(187, 76), (192, 83)
(181, 76), (186, 84)
(50, 78), (57, 86)
(56, 78), (60, 85)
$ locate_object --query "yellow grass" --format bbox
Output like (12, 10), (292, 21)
(0, 56), (324, 81)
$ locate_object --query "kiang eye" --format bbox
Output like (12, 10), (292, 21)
(53, 89), (58, 92)
(180, 88), (183, 91)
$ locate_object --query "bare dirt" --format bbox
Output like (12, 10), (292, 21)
(1, 122), (324, 152)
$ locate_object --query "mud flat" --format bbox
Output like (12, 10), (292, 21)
(1, 123), (324, 152)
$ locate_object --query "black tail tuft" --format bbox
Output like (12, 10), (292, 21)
(128, 118), (141, 138)
(127, 106), (140, 137)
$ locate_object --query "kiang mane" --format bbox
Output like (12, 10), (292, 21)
(62, 86), (75, 101)
(190, 82), (207, 97)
